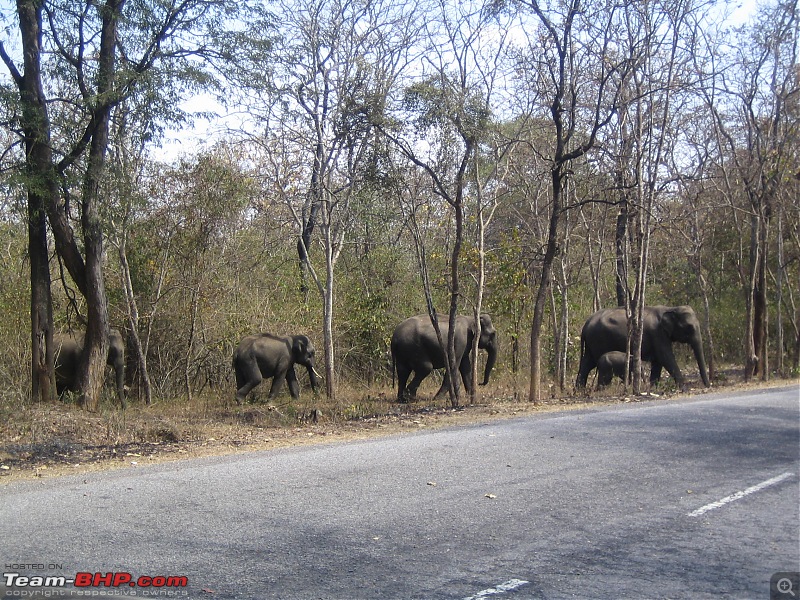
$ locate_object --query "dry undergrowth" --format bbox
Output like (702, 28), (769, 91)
(0, 373), (794, 483)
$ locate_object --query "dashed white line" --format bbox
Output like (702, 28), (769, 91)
(688, 472), (795, 517)
(463, 578), (530, 600)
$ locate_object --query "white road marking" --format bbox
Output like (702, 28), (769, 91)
(463, 578), (530, 600)
(688, 472), (795, 517)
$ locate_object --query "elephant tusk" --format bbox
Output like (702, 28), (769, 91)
(312, 366), (323, 379)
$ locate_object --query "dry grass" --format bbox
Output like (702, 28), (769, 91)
(1, 370), (795, 483)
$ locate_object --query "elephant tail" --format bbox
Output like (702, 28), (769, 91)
(575, 332), (590, 389)
(391, 350), (396, 389)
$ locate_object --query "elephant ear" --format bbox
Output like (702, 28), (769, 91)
(660, 310), (677, 338)
(292, 336), (308, 359)
(479, 314), (495, 335)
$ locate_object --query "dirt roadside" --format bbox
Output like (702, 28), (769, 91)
(1, 377), (796, 484)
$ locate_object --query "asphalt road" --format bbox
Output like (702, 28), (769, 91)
(2, 385), (798, 600)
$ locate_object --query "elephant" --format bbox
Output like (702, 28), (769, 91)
(390, 313), (498, 402)
(54, 328), (126, 408)
(233, 333), (320, 403)
(596, 351), (647, 387)
(576, 305), (710, 390)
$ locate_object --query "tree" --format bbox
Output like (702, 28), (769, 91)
(698, 0), (799, 380)
(515, 0), (626, 402)
(232, 0), (419, 404)
(614, 0), (709, 393)
(0, 0), (254, 408)
(380, 0), (514, 407)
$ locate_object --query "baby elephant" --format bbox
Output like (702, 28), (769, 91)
(596, 351), (646, 387)
(233, 333), (320, 403)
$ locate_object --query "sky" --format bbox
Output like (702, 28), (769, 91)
(152, 0), (763, 163)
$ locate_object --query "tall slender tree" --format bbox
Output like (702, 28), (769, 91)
(234, 0), (420, 403)
(516, 0), (626, 402)
(698, 0), (799, 381)
(380, 0), (512, 406)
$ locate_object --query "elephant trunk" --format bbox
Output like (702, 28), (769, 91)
(481, 344), (497, 386)
(114, 359), (126, 409)
(691, 336), (710, 387)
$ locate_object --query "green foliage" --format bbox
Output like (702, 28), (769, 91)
(404, 77), (492, 142)
(2, 0), (797, 415)
(0, 221), (29, 404)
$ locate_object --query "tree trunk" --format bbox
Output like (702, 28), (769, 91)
(615, 207), (629, 307)
(776, 210), (784, 376)
(529, 167), (562, 404)
(12, 0), (59, 403)
(444, 162), (468, 408)
(754, 212), (769, 380)
(119, 239), (152, 405)
(29, 195), (54, 403)
(744, 211), (760, 381)
(76, 0), (126, 410)
(78, 163), (111, 410)
(323, 218), (336, 404)
(184, 285), (199, 403)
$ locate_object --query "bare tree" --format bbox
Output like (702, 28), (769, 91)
(380, 0), (514, 406)
(618, 0), (709, 393)
(697, 0), (799, 380)
(515, 0), (626, 403)
(236, 0), (420, 403)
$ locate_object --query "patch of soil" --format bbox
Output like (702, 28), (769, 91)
(1, 374), (794, 483)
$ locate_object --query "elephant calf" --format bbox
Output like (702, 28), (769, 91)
(596, 351), (647, 387)
(233, 333), (320, 403)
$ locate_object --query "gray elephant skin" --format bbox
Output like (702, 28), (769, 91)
(233, 333), (320, 403)
(54, 329), (126, 408)
(576, 305), (710, 389)
(390, 314), (498, 402)
(596, 351), (647, 387)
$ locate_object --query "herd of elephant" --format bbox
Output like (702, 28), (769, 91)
(54, 305), (710, 407)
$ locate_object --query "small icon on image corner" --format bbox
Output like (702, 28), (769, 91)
(772, 572), (800, 600)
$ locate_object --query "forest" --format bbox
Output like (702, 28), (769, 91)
(0, 0), (797, 417)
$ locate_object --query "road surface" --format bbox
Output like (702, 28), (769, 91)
(2, 385), (798, 599)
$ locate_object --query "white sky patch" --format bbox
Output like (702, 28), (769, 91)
(728, 0), (759, 25)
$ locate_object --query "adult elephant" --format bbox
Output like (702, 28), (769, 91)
(233, 333), (320, 404)
(391, 314), (498, 402)
(54, 328), (126, 408)
(576, 305), (710, 389)
(596, 351), (647, 387)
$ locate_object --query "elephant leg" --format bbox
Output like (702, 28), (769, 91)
(660, 352), (685, 387)
(285, 367), (300, 399)
(649, 362), (663, 384)
(396, 363), (412, 401)
(597, 368), (613, 387)
(407, 368), (431, 399)
(434, 367), (460, 399)
(235, 361), (262, 404)
(576, 353), (596, 388)
(267, 370), (288, 399)
(111, 359), (126, 409)
(459, 356), (473, 394)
